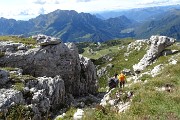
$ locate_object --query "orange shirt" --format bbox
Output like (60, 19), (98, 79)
(119, 73), (125, 81)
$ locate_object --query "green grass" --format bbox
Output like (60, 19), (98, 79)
(1, 105), (34, 120)
(56, 107), (77, 120)
(1, 67), (17, 71)
(82, 45), (120, 59)
(0, 36), (37, 45)
(10, 74), (35, 91)
(13, 82), (25, 91)
(79, 38), (134, 60)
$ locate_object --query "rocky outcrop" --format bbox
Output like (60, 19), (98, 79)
(0, 35), (98, 119)
(0, 89), (24, 111)
(32, 34), (61, 46)
(0, 35), (98, 96)
(133, 36), (175, 72)
(100, 88), (133, 113)
(125, 39), (148, 57)
(150, 64), (164, 77)
(0, 70), (9, 85)
(0, 41), (29, 52)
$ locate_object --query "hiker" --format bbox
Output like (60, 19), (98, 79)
(108, 73), (119, 91)
(118, 71), (126, 88)
(114, 73), (119, 87)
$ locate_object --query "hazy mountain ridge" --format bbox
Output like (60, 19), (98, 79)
(135, 9), (180, 40)
(97, 5), (180, 22)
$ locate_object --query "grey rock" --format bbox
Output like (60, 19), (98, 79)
(23, 87), (30, 94)
(97, 64), (113, 78)
(133, 36), (175, 72)
(0, 89), (24, 110)
(151, 64), (164, 77)
(0, 39), (98, 96)
(97, 67), (107, 78)
(169, 58), (178, 65)
(122, 69), (132, 76)
(79, 55), (98, 95)
(162, 49), (179, 56)
(9, 68), (23, 76)
(0, 70), (9, 85)
(73, 109), (84, 120)
(33, 34), (61, 46)
(35, 76), (65, 108)
(0, 41), (27, 53)
(17, 44), (27, 50)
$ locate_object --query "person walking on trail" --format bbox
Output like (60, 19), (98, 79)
(118, 71), (126, 88)
(108, 73), (119, 91)
(114, 73), (119, 87)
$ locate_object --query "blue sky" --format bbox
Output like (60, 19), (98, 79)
(0, 0), (180, 20)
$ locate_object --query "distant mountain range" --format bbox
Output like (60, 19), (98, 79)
(135, 9), (180, 39)
(1, 5), (180, 42)
(0, 10), (134, 42)
(97, 5), (180, 22)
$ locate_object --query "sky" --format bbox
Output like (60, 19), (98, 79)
(0, 0), (180, 20)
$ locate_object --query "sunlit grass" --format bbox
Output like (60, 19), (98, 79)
(0, 36), (37, 45)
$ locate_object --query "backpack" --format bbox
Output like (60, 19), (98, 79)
(108, 78), (116, 88)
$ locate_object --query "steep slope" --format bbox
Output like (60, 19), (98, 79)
(135, 9), (180, 40)
(0, 10), (134, 42)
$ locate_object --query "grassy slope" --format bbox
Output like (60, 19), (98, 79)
(0, 36), (36, 45)
(80, 40), (180, 120)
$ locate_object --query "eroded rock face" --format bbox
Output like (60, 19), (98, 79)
(79, 55), (98, 95)
(133, 36), (175, 72)
(0, 35), (98, 96)
(24, 76), (65, 114)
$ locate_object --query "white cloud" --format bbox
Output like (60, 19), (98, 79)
(138, 0), (170, 5)
(32, 0), (46, 4)
(76, 0), (92, 2)
(1, 0), (180, 20)
(30, 0), (69, 4)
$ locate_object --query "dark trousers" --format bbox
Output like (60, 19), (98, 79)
(120, 81), (125, 88)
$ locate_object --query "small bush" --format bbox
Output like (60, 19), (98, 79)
(13, 82), (24, 91)
(4, 105), (34, 120)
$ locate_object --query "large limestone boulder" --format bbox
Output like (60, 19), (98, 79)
(133, 36), (175, 72)
(0, 36), (98, 96)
